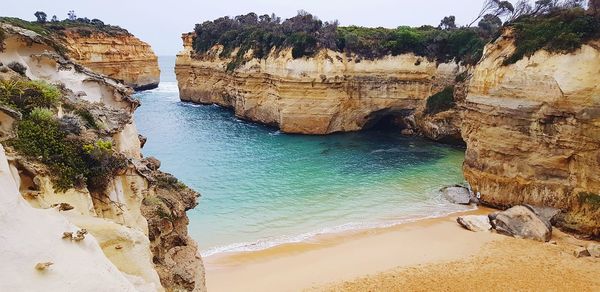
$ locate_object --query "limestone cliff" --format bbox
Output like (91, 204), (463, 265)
(0, 23), (205, 291)
(176, 33), (464, 137)
(60, 29), (160, 91)
(462, 31), (600, 237)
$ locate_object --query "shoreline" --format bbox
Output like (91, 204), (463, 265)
(204, 207), (600, 291)
(200, 204), (476, 258)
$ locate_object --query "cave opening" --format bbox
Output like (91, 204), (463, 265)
(362, 108), (413, 132)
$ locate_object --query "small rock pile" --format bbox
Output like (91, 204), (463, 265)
(456, 205), (600, 259)
(457, 205), (558, 242)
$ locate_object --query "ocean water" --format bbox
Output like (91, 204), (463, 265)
(134, 56), (471, 257)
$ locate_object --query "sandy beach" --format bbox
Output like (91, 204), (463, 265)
(204, 208), (600, 292)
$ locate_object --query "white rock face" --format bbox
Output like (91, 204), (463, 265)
(0, 145), (138, 291)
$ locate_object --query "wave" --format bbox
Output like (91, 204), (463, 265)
(200, 203), (476, 258)
(370, 148), (402, 154)
(150, 81), (179, 94)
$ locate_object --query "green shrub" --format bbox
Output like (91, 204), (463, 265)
(426, 86), (455, 115)
(14, 108), (88, 190)
(0, 80), (61, 114)
(504, 8), (600, 65)
(13, 108), (126, 192)
(82, 140), (127, 192)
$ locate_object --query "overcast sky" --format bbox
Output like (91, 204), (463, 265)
(4, 0), (487, 55)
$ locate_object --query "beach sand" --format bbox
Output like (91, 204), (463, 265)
(204, 208), (600, 292)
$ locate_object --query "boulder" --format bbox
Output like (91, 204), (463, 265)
(493, 206), (552, 242)
(588, 244), (600, 258)
(457, 215), (492, 232)
(524, 204), (561, 229)
(441, 186), (472, 205)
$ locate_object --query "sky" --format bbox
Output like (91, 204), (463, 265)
(3, 0), (486, 55)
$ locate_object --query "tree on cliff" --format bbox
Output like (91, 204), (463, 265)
(51, 15), (58, 22)
(34, 11), (47, 23)
(439, 16), (457, 29)
(67, 10), (77, 21)
(468, 0), (514, 26)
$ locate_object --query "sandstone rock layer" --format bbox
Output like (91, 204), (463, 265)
(176, 33), (462, 135)
(62, 30), (160, 90)
(462, 32), (600, 237)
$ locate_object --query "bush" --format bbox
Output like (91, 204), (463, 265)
(14, 108), (88, 190)
(0, 80), (61, 114)
(13, 107), (127, 192)
(426, 86), (455, 115)
(82, 140), (128, 192)
(504, 8), (600, 65)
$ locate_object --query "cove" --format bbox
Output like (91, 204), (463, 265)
(134, 57), (470, 256)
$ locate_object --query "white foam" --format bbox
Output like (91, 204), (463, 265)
(200, 203), (476, 258)
(151, 81), (179, 94)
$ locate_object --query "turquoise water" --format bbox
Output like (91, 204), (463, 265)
(134, 57), (470, 256)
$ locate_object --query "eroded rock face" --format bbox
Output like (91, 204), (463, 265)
(0, 25), (205, 291)
(176, 33), (463, 136)
(462, 31), (600, 237)
(141, 172), (206, 292)
(61, 30), (160, 90)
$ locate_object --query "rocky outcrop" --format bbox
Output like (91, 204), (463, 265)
(141, 171), (205, 291)
(0, 24), (204, 291)
(0, 145), (143, 292)
(461, 31), (600, 237)
(176, 33), (464, 137)
(61, 29), (160, 91)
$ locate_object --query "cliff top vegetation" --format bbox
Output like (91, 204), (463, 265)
(192, 10), (491, 69)
(0, 10), (129, 38)
(191, 0), (598, 70)
(504, 1), (600, 64)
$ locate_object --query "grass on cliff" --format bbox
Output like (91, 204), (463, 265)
(504, 8), (600, 65)
(3, 79), (126, 192)
(425, 86), (455, 115)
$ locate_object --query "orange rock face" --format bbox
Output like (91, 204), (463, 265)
(62, 30), (160, 90)
(462, 32), (600, 237)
